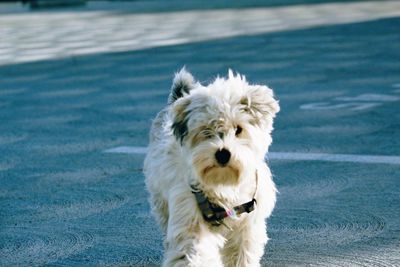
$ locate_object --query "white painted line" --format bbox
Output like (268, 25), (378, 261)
(267, 152), (400, 165)
(335, 94), (400, 102)
(104, 146), (148, 154)
(104, 146), (400, 165)
(299, 102), (382, 111)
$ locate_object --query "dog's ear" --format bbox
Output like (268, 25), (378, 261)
(168, 67), (196, 104)
(171, 97), (191, 143)
(241, 85), (280, 125)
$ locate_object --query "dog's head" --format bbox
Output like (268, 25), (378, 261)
(170, 68), (279, 186)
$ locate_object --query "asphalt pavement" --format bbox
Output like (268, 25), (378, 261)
(0, 1), (399, 266)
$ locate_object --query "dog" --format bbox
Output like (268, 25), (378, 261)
(144, 68), (279, 267)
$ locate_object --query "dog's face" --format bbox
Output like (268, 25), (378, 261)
(171, 71), (279, 186)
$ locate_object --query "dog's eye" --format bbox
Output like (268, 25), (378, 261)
(205, 133), (213, 139)
(235, 126), (243, 136)
(202, 130), (213, 139)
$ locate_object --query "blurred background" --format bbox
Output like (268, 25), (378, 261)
(0, 0), (399, 266)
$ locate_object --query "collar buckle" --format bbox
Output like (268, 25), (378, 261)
(190, 171), (258, 227)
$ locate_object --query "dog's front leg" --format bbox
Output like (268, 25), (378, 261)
(162, 189), (225, 267)
(223, 217), (268, 267)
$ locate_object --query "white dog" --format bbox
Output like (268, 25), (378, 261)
(144, 68), (279, 267)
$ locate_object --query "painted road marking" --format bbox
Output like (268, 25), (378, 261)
(104, 146), (148, 154)
(104, 146), (400, 165)
(335, 94), (400, 102)
(267, 152), (400, 165)
(300, 93), (399, 111)
(300, 102), (381, 111)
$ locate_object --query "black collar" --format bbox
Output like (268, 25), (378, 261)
(190, 172), (258, 227)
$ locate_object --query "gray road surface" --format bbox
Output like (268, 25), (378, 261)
(0, 1), (399, 266)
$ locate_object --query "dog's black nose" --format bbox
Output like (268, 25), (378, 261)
(215, 148), (231, 166)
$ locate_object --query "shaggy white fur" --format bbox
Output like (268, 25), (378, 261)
(144, 68), (279, 267)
